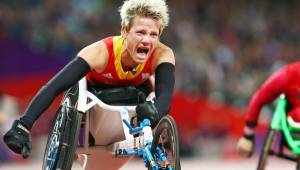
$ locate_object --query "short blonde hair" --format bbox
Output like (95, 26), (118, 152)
(119, 0), (169, 34)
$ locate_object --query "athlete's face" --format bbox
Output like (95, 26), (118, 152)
(122, 15), (160, 64)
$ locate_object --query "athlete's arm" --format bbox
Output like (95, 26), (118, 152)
(20, 41), (108, 129)
(78, 40), (109, 73)
(245, 67), (288, 128)
(152, 45), (175, 115)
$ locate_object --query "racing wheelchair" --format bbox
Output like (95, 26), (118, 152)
(257, 94), (300, 170)
(42, 77), (181, 170)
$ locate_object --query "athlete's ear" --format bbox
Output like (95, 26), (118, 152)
(121, 27), (128, 37)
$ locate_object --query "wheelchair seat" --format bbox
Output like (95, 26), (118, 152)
(287, 108), (300, 130)
(75, 80), (155, 170)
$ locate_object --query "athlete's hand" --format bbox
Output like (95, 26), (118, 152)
(3, 120), (31, 158)
(237, 135), (255, 158)
(136, 101), (160, 127)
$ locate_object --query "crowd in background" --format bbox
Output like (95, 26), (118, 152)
(1, 0), (300, 107)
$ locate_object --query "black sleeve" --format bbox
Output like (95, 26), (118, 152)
(245, 121), (257, 128)
(154, 63), (175, 116)
(20, 57), (91, 129)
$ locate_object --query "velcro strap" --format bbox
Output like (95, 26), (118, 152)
(17, 124), (30, 134)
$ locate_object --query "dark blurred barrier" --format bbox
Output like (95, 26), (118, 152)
(0, 40), (70, 79)
(0, 40), (67, 136)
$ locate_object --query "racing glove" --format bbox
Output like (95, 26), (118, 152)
(136, 101), (160, 128)
(237, 126), (255, 158)
(3, 120), (31, 158)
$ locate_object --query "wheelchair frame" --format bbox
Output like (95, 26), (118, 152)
(257, 94), (300, 170)
(42, 77), (180, 170)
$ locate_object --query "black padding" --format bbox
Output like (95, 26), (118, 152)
(88, 85), (148, 106)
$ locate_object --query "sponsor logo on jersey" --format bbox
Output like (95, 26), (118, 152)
(101, 73), (113, 79)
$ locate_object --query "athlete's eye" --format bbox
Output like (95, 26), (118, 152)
(136, 30), (146, 35)
(150, 33), (158, 38)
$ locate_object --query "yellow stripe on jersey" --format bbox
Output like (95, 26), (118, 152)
(113, 36), (145, 80)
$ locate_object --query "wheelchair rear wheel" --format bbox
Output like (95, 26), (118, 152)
(152, 115), (181, 170)
(42, 85), (82, 170)
(257, 129), (276, 170)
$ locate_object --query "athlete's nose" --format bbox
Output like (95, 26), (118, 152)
(140, 35), (151, 45)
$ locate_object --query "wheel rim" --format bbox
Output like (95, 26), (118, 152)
(46, 99), (69, 169)
(154, 120), (177, 169)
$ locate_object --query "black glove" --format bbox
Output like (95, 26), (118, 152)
(244, 133), (255, 141)
(136, 101), (160, 127)
(3, 120), (31, 158)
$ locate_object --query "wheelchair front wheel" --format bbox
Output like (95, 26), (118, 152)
(152, 115), (181, 170)
(257, 129), (276, 170)
(42, 85), (82, 170)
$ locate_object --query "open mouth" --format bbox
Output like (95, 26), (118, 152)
(137, 47), (149, 55)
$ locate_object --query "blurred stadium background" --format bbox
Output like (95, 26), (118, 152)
(0, 0), (299, 169)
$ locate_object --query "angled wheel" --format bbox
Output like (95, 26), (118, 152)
(152, 115), (181, 170)
(42, 84), (83, 170)
(257, 129), (276, 170)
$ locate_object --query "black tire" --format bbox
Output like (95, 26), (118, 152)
(42, 85), (82, 170)
(257, 129), (276, 170)
(152, 115), (181, 170)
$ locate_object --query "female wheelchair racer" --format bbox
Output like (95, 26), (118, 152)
(3, 1), (178, 169)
